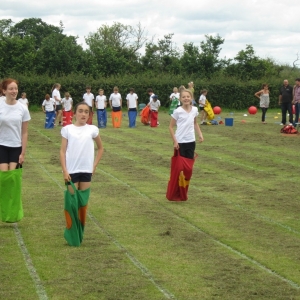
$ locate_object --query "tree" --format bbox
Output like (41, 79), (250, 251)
(10, 18), (62, 49)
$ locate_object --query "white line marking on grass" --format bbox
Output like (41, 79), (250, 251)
(98, 168), (300, 290)
(13, 224), (48, 300)
(88, 213), (176, 300)
(106, 149), (300, 237)
(27, 151), (176, 300)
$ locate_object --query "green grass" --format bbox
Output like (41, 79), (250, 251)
(1, 109), (300, 299)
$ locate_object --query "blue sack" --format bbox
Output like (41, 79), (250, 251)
(128, 110), (137, 128)
(97, 109), (107, 128)
(45, 111), (55, 129)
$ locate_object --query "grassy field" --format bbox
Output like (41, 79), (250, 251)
(1, 108), (300, 300)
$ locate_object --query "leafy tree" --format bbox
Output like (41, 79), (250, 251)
(10, 18), (62, 49)
(35, 33), (85, 75)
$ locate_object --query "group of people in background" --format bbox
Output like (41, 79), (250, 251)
(254, 78), (300, 126)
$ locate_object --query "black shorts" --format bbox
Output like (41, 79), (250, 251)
(199, 107), (205, 111)
(67, 173), (92, 184)
(178, 142), (195, 159)
(56, 105), (62, 112)
(112, 106), (121, 112)
(0, 145), (22, 164)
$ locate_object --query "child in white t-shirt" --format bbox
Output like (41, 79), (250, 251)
(126, 88), (138, 127)
(95, 89), (107, 128)
(60, 102), (104, 245)
(199, 89), (208, 125)
(169, 87), (180, 102)
(169, 89), (204, 159)
(52, 83), (62, 126)
(18, 92), (29, 107)
(42, 94), (56, 129)
(61, 92), (73, 112)
(109, 86), (122, 111)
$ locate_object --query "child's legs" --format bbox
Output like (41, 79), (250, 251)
(68, 173), (92, 192)
(261, 107), (267, 122)
(200, 109), (205, 122)
(0, 145), (21, 170)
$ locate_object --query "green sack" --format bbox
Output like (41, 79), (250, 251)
(64, 181), (90, 246)
(169, 98), (180, 115)
(0, 167), (23, 223)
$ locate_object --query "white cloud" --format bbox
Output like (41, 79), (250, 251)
(0, 0), (299, 65)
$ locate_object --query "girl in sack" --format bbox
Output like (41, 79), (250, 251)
(169, 88), (204, 159)
(60, 102), (104, 245)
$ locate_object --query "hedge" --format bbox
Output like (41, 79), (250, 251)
(3, 73), (290, 110)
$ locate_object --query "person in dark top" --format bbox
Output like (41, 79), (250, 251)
(279, 79), (293, 125)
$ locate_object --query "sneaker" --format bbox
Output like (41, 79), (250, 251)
(289, 123), (293, 126)
(280, 123), (284, 125)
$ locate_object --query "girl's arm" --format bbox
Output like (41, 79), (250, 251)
(194, 118), (204, 142)
(60, 137), (71, 182)
(254, 90), (262, 99)
(169, 118), (179, 150)
(93, 135), (104, 175)
(19, 121), (29, 164)
(126, 99), (129, 110)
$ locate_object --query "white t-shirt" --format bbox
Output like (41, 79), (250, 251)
(0, 96), (6, 102)
(170, 92), (180, 100)
(61, 124), (99, 174)
(0, 100), (31, 147)
(171, 106), (199, 143)
(18, 98), (29, 106)
(109, 93), (122, 107)
(83, 93), (94, 107)
(149, 99), (161, 111)
(61, 98), (73, 111)
(199, 95), (206, 107)
(42, 98), (56, 111)
(52, 88), (61, 105)
(95, 95), (107, 109)
(126, 93), (138, 108)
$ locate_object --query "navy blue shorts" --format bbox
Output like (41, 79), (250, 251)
(0, 145), (22, 164)
(68, 173), (92, 184)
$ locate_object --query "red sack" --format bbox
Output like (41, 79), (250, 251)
(62, 110), (73, 126)
(280, 125), (297, 134)
(87, 111), (93, 125)
(150, 111), (158, 127)
(140, 106), (150, 125)
(166, 150), (197, 201)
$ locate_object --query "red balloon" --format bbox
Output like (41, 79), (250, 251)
(213, 106), (222, 114)
(248, 106), (257, 115)
(292, 105), (295, 114)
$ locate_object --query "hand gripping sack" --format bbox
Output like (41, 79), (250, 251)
(166, 150), (197, 201)
(64, 181), (90, 246)
(0, 167), (23, 222)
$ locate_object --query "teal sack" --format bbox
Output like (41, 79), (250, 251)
(0, 167), (23, 223)
(64, 181), (90, 246)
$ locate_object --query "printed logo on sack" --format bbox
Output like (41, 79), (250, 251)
(178, 171), (190, 188)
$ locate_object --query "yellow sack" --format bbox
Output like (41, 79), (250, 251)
(204, 99), (214, 120)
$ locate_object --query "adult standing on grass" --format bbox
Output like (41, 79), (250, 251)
(255, 84), (270, 124)
(60, 102), (104, 246)
(292, 78), (300, 126)
(169, 89), (204, 159)
(0, 78), (31, 171)
(279, 79), (293, 126)
(52, 83), (62, 126)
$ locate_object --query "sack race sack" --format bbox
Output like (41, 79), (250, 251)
(280, 125), (298, 134)
(112, 110), (122, 128)
(166, 150), (197, 201)
(97, 109), (107, 128)
(45, 111), (55, 129)
(150, 111), (158, 127)
(204, 100), (214, 121)
(62, 110), (73, 126)
(0, 167), (23, 222)
(87, 110), (93, 125)
(64, 181), (90, 246)
(128, 110), (137, 128)
(140, 106), (150, 125)
(169, 98), (180, 115)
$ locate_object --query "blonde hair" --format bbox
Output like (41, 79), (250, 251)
(113, 86), (119, 92)
(64, 92), (70, 98)
(180, 88), (193, 99)
(98, 89), (104, 92)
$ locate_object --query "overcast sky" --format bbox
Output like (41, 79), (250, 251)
(1, 0), (299, 66)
